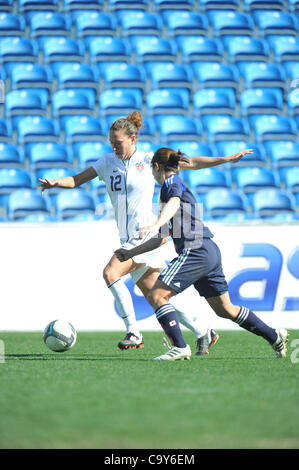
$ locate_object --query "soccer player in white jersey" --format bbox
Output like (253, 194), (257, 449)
(39, 111), (253, 354)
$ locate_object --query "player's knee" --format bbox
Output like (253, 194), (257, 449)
(103, 264), (114, 285)
(146, 289), (159, 309)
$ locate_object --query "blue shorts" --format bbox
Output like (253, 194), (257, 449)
(158, 238), (228, 298)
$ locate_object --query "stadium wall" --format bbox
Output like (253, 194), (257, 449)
(1, 220), (299, 332)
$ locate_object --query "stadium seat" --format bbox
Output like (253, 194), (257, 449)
(5, 89), (49, 117)
(283, 61), (299, 87)
(75, 141), (112, 169)
(62, 115), (107, 142)
(167, 140), (214, 157)
(279, 167), (299, 193)
(0, 118), (12, 141)
(252, 188), (295, 218)
(17, 213), (58, 222)
(204, 188), (247, 217)
(55, 188), (96, 219)
(52, 88), (96, 116)
(216, 140), (267, 166)
(265, 140), (299, 167)
(191, 61), (239, 88)
(239, 88), (283, 115)
(231, 167), (279, 193)
(146, 88), (190, 115)
(237, 61), (285, 88)
(155, 114), (202, 141)
(144, 61), (193, 88)
(35, 167), (76, 186)
(243, 0), (284, 10)
(99, 88), (142, 115)
(28, 12), (71, 37)
(136, 141), (159, 153)
(0, 168), (32, 193)
(27, 142), (73, 169)
(0, 142), (24, 167)
(100, 62), (146, 89)
(252, 10), (299, 35)
(117, 10), (163, 36)
(153, 0), (195, 10)
(249, 115), (298, 142)
(202, 115), (250, 141)
(16, 116), (59, 143)
(0, 12), (25, 35)
(63, 0), (104, 11)
(176, 35), (223, 61)
(139, 117), (157, 140)
(7, 62), (53, 89)
(7, 188), (51, 220)
(74, 11), (117, 37)
(38, 36), (85, 63)
(86, 35), (130, 62)
(267, 35), (299, 61)
(188, 167), (230, 193)
(129, 35), (177, 62)
(0, 36), (38, 63)
(107, 0), (149, 11)
(207, 10), (255, 36)
(214, 212), (254, 221)
(199, 0), (239, 9)
(163, 10), (209, 35)
(287, 88), (299, 116)
(222, 35), (269, 61)
(18, 0), (59, 12)
(51, 62), (98, 89)
(193, 88), (236, 115)
(289, 0), (299, 11)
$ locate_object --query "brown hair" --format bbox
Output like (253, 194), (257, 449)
(109, 111), (143, 138)
(152, 147), (184, 172)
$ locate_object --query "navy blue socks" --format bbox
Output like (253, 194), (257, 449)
(235, 306), (277, 344)
(155, 304), (187, 348)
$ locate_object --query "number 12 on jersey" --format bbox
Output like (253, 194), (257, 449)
(110, 174), (122, 191)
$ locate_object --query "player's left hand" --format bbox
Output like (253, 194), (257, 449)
(114, 248), (132, 262)
(139, 225), (158, 239)
(229, 149), (253, 163)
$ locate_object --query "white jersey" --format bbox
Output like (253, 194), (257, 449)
(92, 150), (156, 245)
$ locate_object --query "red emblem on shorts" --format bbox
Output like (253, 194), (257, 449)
(136, 162), (144, 172)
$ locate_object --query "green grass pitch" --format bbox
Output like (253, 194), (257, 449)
(0, 330), (299, 449)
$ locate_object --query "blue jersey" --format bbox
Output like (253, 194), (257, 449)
(159, 174), (213, 254)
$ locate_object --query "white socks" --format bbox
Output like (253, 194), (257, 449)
(108, 279), (141, 337)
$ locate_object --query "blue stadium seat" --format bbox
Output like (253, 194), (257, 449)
(0, 12), (25, 35)
(52, 88), (96, 116)
(63, 115), (107, 142)
(207, 10), (255, 36)
(18, 0), (59, 12)
(100, 62), (146, 89)
(155, 114), (202, 141)
(146, 88), (190, 115)
(252, 10), (299, 35)
(0, 118), (12, 141)
(16, 116), (59, 143)
(199, 0), (239, 9)
(265, 140), (299, 167)
(237, 61), (285, 88)
(267, 35), (299, 61)
(289, 0), (299, 11)
(39, 36), (85, 63)
(163, 10), (208, 35)
(5, 89), (49, 117)
(75, 141), (112, 169)
(8, 189), (51, 219)
(129, 35), (177, 62)
(51, 62), (98, 89)
(55, 188), (96, 219)
(167, 140), (214, 157)
(279, 167), (299, 193)
(144, 61), (193, 88)
(193, 88), (236, 115)
(176, 35), (223, 61)
(63, 0), (104, 11)
(222, 35), (269, 61)
(107, 0), (148, 11)
(28, 12), (71, 37)
(139, 117), (156, 140)
(202, 115), (250, 141)
(204, 188), (247, 217)
(35, 167), (76, 187)
(136, 141), (159, 153)
(0, 36), (38, 63)
(287, 88), (299, 116)
(243, 0), (284, 10)
(191, 61), (239, 88)
(249, 115), (298, 142)
(188, 167), (230, 193)
(216, 140), (267, 166)
(89, 176), (107, 195)
(99, 88), (142, 115)
(252, 188), (295, 218)
(0, 143), (24, 167)
(86, 35), (130, 63)
(7, 62), (53, 89)
(283, 61), (299, 87)
(153, 0), (195, 10)
(0, 0), (13, 12)
(27, 142), (73, 169)
(214, 212), (254, 221)
(74, 11), (117, 37)
(0, 168), (32, 193)
(117, 10), (163, 36)
(17, 213), (58, 222)
(231, 167), (279, 193)
(240, 88), (283, 115)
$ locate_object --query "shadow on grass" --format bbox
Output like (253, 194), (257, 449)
(4, 353), (149, 361)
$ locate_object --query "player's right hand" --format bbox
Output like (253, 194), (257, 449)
(114, 248), (132, 262)
(38, 178), (58, 195)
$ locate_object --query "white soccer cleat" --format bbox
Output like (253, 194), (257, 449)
(153, 343), (192, 361)
(272, 328), (289, 358)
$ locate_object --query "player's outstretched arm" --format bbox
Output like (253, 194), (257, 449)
(179, 149), (253, 170)
(115, 236), (167, 262)
(39, 167), (98, 195)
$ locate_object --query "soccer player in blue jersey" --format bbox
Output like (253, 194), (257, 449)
(115, 147), (289, 361)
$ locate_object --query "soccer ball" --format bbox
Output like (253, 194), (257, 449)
(43, 319), (77, 352)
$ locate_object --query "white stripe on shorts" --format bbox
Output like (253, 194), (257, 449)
(161, 248), (191, 286)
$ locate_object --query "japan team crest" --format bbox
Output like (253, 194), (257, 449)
(135, 162), (144, 172)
